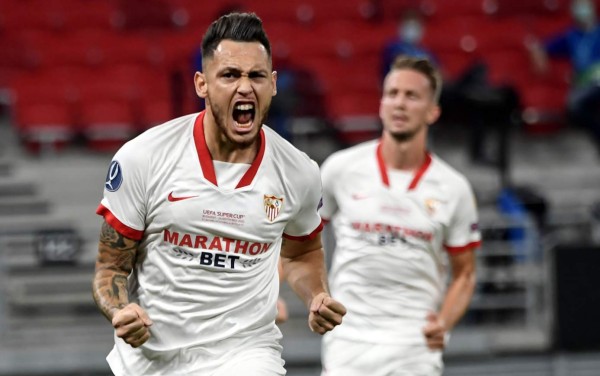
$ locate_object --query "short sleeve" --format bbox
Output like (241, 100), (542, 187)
(96, 142), (147, 240)
(318, 156), (339, 222)
(282, 160), (324, 241)
(444, 179), (482, 254)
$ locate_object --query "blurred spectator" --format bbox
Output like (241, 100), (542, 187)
(381, 9), (436, 79)
(527, 0), (600, 154)
(381, 9), (521, 170)
(269, 52), (328, 142)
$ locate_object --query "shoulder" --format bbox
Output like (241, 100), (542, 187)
(116, 113), (196, 162)
(263, 126), (319, 173)
(321, 140), (378, 173)
(428, 154), (474, 193)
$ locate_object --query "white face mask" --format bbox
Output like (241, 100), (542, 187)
(400, 20), (423, 44)
(571, 0), (596, 27)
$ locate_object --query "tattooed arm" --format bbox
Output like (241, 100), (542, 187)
(92, 220), (152, 348)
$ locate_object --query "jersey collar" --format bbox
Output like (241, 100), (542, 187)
(193, 111), (266, 188)
(376, 141), (432, 191)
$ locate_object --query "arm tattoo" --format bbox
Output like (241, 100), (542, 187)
(93, 221), (140, 321)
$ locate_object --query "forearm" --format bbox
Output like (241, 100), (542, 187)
(93, 259), (130, 321)
(438, 270), (476, 330)
(93, 221), (138, 322)
(281, 247), (329, 309)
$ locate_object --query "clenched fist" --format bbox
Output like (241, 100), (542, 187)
(112, 303), (153, 348)
(308, 292), (346, 334)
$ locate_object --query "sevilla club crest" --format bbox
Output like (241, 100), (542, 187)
(264, 195), (284, 222)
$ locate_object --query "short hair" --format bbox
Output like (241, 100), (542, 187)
(389, 55), (442, 103)
(201, 12), (271, 64)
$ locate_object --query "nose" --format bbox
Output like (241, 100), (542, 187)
(394, 93), (407, 108)
(237, 76), (253, 95)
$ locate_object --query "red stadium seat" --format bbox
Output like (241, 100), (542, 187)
(425, 0), (485, 18)
(488, 0), (568, 17)
(79, 99), (137, 152)
(11, 72), (77, 153)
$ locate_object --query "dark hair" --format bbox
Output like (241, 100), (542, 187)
(389, 55), (442, 103)
(201, 12), (271, 63)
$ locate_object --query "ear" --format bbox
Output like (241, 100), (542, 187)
(194, 72), (208, 99)
(426, 104), (441, 125)
(271, 70), (278, 96)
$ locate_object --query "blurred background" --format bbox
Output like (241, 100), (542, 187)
(1, 0), (600, 375)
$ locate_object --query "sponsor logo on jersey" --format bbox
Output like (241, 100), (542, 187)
(163, 229), (271, 255)
(351, 221), (433, 242)
(264, 195), (284, 222)
(105, 160), (123, 192)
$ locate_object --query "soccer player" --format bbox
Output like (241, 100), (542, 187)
(92, 13), (345, 376)
(319, 56), (481, 376)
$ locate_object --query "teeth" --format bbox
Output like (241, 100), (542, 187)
(235, 104), (254, 111)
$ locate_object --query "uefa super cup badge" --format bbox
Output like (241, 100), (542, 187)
(264, 195), (284, 222)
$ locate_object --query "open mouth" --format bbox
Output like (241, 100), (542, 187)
(232, 102), (255, 129)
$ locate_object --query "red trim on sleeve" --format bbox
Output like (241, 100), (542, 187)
(96, 204), (144, 241)
(445, 240), (481, 254)
(407, 152), (432, 191)
(321, 218), (330, 225)
(283, 220), (324, 241)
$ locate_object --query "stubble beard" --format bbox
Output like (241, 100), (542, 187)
(387, 121), (426, 143)
(208, 99), (270, 149)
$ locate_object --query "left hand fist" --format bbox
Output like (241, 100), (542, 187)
(422, 312), (448, 350)
(308, 292), (346, 334)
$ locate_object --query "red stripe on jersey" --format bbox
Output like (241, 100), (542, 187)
(96, 204), (144, 240)
(376, 142), (390, 187)
(408, 152), (432, 191)
(194, 111), (218, 186)
(236, 129), (265, 188)
(376, 142), (433, 190)
(445, 240), (481, 254)
(283, 220), (324, 241)
(194, 111), (266, 188)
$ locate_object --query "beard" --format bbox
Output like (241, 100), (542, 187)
(389, 128), (418, 142)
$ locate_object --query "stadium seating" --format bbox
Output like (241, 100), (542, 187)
(0, 0), (577, 151)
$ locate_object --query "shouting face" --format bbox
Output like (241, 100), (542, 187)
(195, 40), (277, 148)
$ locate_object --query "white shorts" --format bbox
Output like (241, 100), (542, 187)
(107, 334), (285, 375)
(321, 336), (443, 376)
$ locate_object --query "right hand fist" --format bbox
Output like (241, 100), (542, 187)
(112, 303), (153, 348)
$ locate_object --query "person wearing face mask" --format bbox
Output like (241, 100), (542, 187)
(527, 0), (600, 154)
(381, 10), (436, 80)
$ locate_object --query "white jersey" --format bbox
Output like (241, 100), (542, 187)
(320, 140), (481, 346)
(97, 111), (323, 374)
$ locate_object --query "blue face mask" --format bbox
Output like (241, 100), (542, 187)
(400, 20), (423, 44)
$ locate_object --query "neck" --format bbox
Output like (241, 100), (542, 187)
(380, 131), (427, 170)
